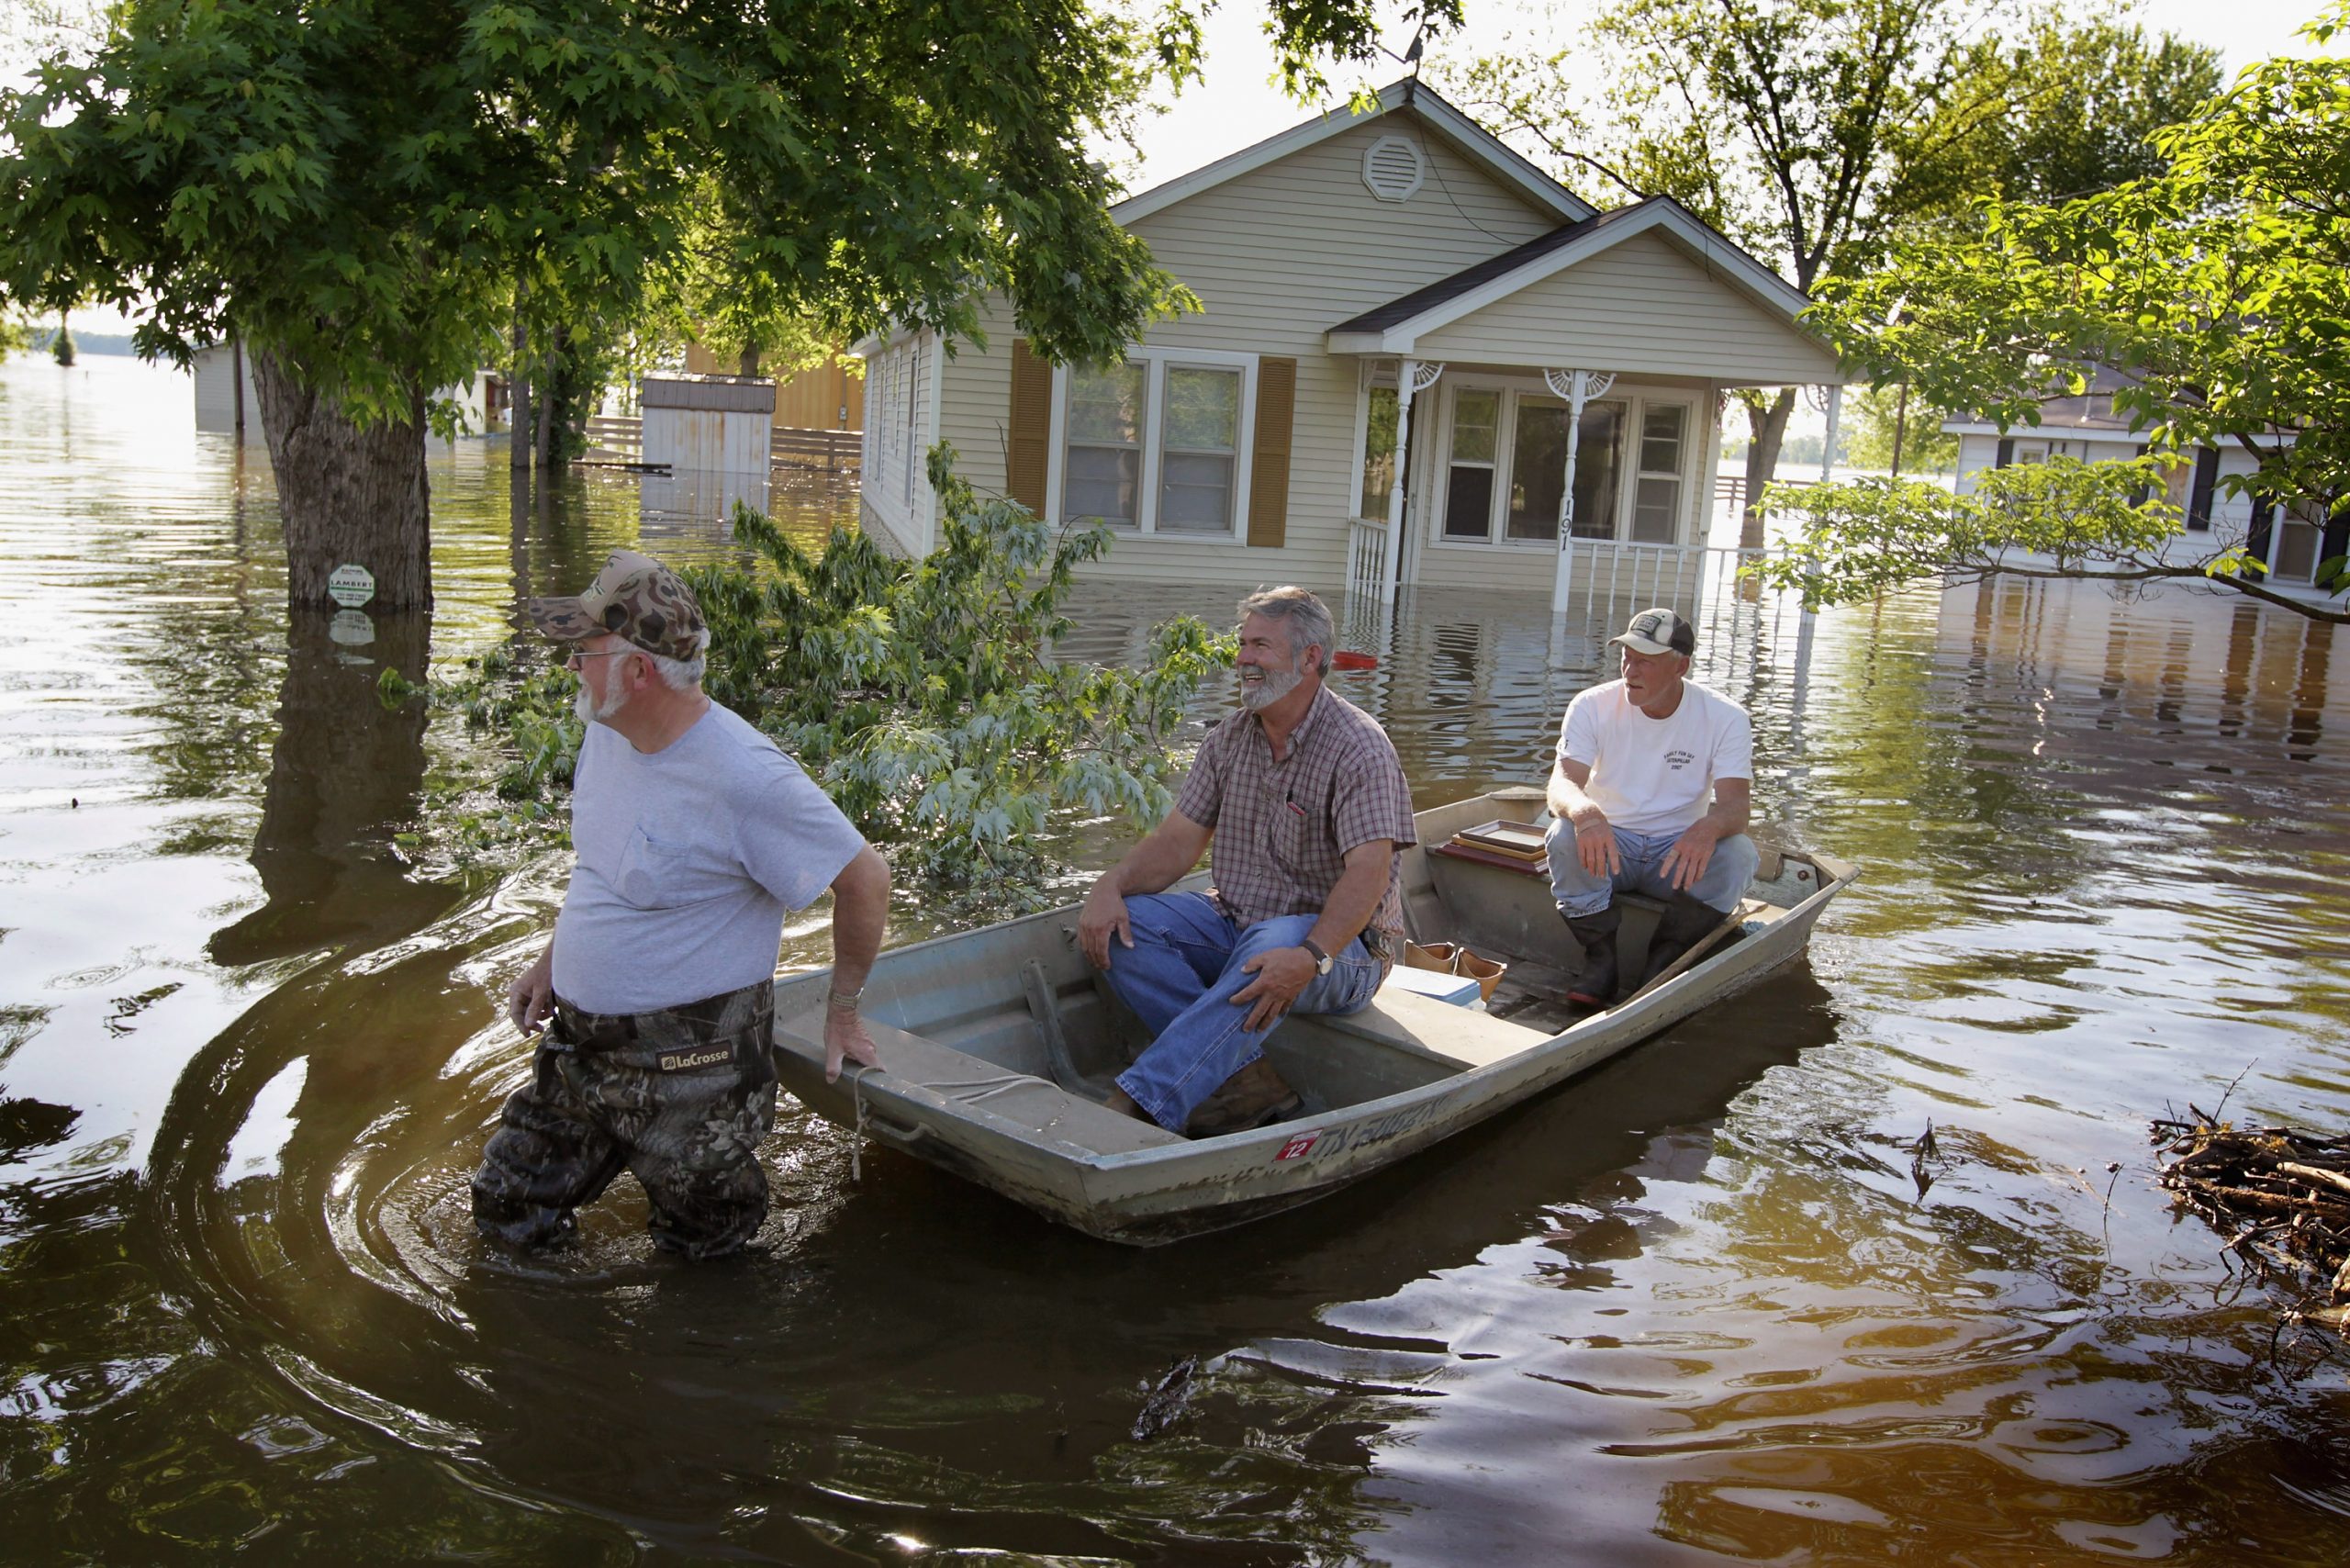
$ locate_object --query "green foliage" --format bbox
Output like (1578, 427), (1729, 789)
(691, 446), (1229, 911)
(1744, 455), (2206, 610)
(1436, 0), (2221, 511)
(1841, 384), (1958, 476)
(1795, 6), (2350, 621)
(50, 320), (72, 366)
(0, 0), (1447, 438)
(1805, 5), (2350, 615)
(393, 447), (1230, 913)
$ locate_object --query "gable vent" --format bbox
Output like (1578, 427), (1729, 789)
(1362, 135), (1426, 203)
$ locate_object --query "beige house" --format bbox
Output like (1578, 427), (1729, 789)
(856, 81), (1841, 608)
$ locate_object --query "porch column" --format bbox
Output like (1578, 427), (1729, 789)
(1381, 360), (1444, 605)
(1545, 368), (1616, 614)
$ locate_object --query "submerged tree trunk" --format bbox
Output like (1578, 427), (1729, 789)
(1739, 389), (1798, 550)
(509, 307), (532, 473)
(251, 346), (433, 610)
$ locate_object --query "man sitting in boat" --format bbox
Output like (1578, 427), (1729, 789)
(471, 549), (891, 1259)
(1544, 606), (1758, 1008)
(1078, 587), (1416, 1137)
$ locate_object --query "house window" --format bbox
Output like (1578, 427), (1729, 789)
(1053, 349), (1258, 536)
(1630, 405), (1686, 543)
(1065, 361), (1147, 526)
(1442, 390), (1499, 540)
(1359, 386), (1399, 521)
(1159, 366), (1240, 532)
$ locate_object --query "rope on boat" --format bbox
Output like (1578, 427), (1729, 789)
(845, 1064), (872, 1182)
(839, 1069), (1035, 1183)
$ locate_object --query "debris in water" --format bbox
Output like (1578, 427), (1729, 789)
(2153, 1112), (2350, 1368)
(1910, 1119), (1939, 1199)
(1129, 1355), (1198, 1440)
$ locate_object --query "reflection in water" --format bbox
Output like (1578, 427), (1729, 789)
(209, 608), (448, 966)
(3, 359), (2349, 1562)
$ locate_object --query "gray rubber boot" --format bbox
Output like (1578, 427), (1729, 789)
(1639, 892), (1728, 989)
(1561, 906), (1622, 1007)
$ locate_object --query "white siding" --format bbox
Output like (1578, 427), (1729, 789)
(1948, 428), (2323, 585)
(929, 116), (1560, 590)
(857, 330), (938, 555)
(1412, 230), (1841, 386)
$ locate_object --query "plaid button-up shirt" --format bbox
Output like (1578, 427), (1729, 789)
(1175, 684), (1417, 948)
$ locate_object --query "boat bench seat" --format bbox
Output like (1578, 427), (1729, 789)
(783, 1006), (1185, 1155)
(1313, 985), (1552, 1072)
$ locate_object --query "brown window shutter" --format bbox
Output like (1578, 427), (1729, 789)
(1007, 339), (1053, 516)
(1248, 357), (1297, 547)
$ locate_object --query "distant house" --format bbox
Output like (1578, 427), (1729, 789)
(189, 343), (495, 443)
(855, 80), (1842, 610)
(1943, 368), (2347, 595)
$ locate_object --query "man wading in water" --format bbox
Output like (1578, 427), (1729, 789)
(471, 550), (890, 1258)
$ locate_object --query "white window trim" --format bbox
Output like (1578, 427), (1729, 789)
(1412, 373), (1698, 550)
(1046, 346), (1259, 541)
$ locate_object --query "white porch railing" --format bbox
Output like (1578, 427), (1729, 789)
(1348, 517), (1392, 603)
(1553, 540), (1774, 621)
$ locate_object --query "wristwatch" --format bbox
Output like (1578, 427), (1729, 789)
(1301, 938), (1334, 976)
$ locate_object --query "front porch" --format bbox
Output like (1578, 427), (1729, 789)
(1322, 196), (1845, 615)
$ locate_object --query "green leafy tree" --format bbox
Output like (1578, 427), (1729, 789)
(1440, 0), (2220, 545)
(1747, 455), (2210, 606)
(1805, 6), (2350, 621)
(49, 319), (72, 365)
(1841, 383), (1957, 476)
(1, 0), (1463, 611)
(396, 445), (1232, 912)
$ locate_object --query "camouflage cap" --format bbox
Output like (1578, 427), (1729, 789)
(525, 549), (709, 662)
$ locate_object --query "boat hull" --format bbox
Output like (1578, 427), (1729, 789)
(775, 793), (1853, 1244)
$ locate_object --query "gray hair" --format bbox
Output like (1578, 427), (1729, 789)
(1237, 586), (1333, 677)
(643, 633), (708, 691)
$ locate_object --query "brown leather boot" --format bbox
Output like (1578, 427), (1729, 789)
(1185, 1058), (1303, 1137)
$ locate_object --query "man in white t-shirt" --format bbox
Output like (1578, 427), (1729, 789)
(1542, 606), (1759, 1008)
(470, 549), (890, 1259)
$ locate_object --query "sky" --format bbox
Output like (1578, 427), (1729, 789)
(44, 0), (2341, 334)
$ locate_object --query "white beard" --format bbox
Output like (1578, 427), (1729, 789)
(1239, 661), (1303, 711)
(575, 675), (631, 726)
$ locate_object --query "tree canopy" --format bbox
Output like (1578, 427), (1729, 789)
(0, 0), (1463, 603)
(1796, 6), (2350, 620)
(1438, 0), (2221, 540)
(1815, 6), (2350, 513)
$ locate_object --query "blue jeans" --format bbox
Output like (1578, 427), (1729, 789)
(1098, 891), (1383, 1131)
(1543, 817), (1761, 918)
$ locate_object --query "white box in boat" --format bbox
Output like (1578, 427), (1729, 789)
(1381, 965), (1483, 1007)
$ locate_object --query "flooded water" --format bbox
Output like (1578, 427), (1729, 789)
(4, 355), (2348, 1563)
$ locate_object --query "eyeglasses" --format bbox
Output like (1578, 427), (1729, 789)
(564, 645), (634, 670)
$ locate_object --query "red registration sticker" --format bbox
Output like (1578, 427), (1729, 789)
(1275, 1130), (1321, 1161)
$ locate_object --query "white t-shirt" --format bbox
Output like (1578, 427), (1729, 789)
(1557, 678), (1752, 836)
(552, 701), (866, 1015)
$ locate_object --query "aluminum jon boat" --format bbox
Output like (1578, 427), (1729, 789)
(772, 788), (1855, 1244)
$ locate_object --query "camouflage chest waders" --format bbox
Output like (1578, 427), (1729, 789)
(471, 980), (778, 1260)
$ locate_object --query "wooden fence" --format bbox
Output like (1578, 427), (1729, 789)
(581, 414), (860, 474)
